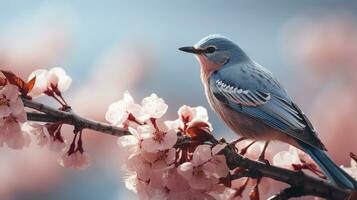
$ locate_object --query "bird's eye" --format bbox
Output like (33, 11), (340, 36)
(205, 46), (216, 53)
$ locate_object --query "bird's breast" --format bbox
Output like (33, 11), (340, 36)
(204, 85), (297, 145)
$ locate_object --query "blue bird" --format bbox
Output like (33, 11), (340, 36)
(179, 34), (357, 190)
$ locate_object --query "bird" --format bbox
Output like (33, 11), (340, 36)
(179, 34), (357, 190)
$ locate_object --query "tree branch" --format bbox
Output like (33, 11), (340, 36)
(23, 98), (130, 137)
(23, 98), (353, 199)
(219, 145), (351, 199)
(267, 187), (308, 200)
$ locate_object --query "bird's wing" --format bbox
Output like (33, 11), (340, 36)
(209, 62), (325, 150)
(214, 78), (271, 106)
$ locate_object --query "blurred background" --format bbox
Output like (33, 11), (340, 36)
(1, 0), (357, 199)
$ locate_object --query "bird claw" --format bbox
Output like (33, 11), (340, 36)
(239, 140), (256, 156)
(258, 156), (270, 166)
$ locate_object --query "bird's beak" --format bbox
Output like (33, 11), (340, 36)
(178, 46), (203, 54)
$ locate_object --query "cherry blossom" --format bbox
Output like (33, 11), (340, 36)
(235, 141), (272, 160)
(47, 67), (72, 92)
(27, 67), (72, 97)
(106, 92), (169, 128)
(117, 127), (141, 161)
(126, 153), (153, 182)
(48, 138), (66, 152)
(165, 168), (191, 193)
(22, 122), (48, 147)
(123, 147), (175, 183)
(176, 105), (213, 138)
(45, 123), (67, 152)
(111, 94), (232, 199)
(273, 146), (301, 169)
(125, 175), (169, 200)
(177, 144), (229, 191)
(105, 91), (147, 127)
(0, 113), (29, 149)
(58, 151), (90, 169)
(138, 121), (177, 153)
(273, 145), (315, 170)
(141, 148), (176, 172)
(0, 84), (23, 117)
(0, 84), (30, 149)
(57, 130), (89, 169)
(27, 69), (48, 97)
(178, 105), (210, 126)
(141, 93), (168, 119)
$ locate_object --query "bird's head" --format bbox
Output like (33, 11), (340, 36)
(179, 34), (248, 76)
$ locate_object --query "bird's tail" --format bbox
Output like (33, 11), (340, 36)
(299, 142), (357, 190)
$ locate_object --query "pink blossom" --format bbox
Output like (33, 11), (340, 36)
(47, 67), (72, 92)
(137, 149), (176, 188)
(58, 151), (90, 169)
(0, 85), (23, 117)
(164, 119), (182, 130)
(117, 127), (141, 160)
(236, 141), (271, 160)
(124, 175), (169, 200)
(48, 137), (66, 152)
(105, 91), (148, 126)
(111, 95), (232, 199)
(166, 168), (191, 193)
(27, 67), (72, 97)
(22, 122), (48, 147)
(0, 118), (29, 149)
(126, 153), (153, 182)
(141, 148), (176, 171)
(138, 121), (177, 153)
(27, 69), (48, 97)
(0, 104), (29, 149)
(176, 105), (213, 136)
(273, 145), (310, 169)
(141, 93), (168, 119)
(273, 147), (300, 169)
(177, 145), (229, 191)
(106, 92), (169, 127)
(178, 105), (209, 125)
(124, 173), (140, 193)
(123, 149), (176, 194)
(0, 84), (29, 149)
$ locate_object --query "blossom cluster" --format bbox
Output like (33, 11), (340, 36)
(0, 84), (29, 149)
(1, 68), (89, 169)
(106, 92), (234, 200)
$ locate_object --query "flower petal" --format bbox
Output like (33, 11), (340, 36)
(177, 162), (194, 180)
(141, 93), (168, 119)
(28, 69), (48, 97)
(193, 144), (212, 166)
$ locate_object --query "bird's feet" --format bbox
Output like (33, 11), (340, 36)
(258, 155), (270, 166)
(258, 141), (270, 165)
(240, 140), (256, 155)
(228, 137), (246, 153)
